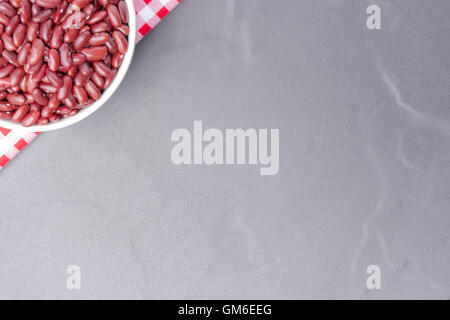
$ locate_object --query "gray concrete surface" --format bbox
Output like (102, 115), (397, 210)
(1, 0), (450, 299)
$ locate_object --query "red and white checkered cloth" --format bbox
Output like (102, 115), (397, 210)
(0, 0), (181, 170)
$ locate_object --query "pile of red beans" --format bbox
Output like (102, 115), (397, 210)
(0, 0), (129, 127)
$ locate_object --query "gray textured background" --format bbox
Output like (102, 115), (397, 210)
(1, 0), (450, 299)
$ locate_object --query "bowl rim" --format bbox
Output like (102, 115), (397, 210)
(0, 0), (136, 133)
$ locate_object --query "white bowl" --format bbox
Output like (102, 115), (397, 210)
(0, 0), (136, 132)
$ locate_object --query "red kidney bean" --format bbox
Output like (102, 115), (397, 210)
(20, 0), (32, 24)
(118, 1), (128, 23)
(80, 25), (90, 33)
(73, 30), (90, 51)
(59, 9), (72, 22)
(71, 0), (92, 11)
(21, 109), (40, 126)
(116, 24), (129, 36)
(39, 82), (58, 94)
(40, 96), (58, 118)
(0, 57), (8, 67)
(28, 39), (45, 65)
(47, 93), (60, 108)
(19, 75), (27, 91)
(112, 30), (127, 54)
(48, 113), (59, 122)
(40, 105), (52, 118)
(57, 74), (71, 100)
(39, 20), (53, 44)
(30, 102), (42, 112)
(37, 117), (48, 125)
(64, 28), (79, 43)
(0, 76), (10, 87)
(32, 88), (48, 105)
(9, 0), (21, 8)
(81, 45), (107, 61)
(104, 19), (112, 32)
(59, 42), (71, 69)
(0, 2), (16, 18)
(0, 13), (10, 26)
(72, 53), (86, 65)
(92, 60), (110, 77)
(32, 8), (52, 23)
(52, 0), (67, 24)
(90, 21), (108, 33)
(76, 99), (93, 109)
(83, 4), (95, 19)
(13, 24), (26, 47)
(0, 102), (17, 112)
(26, 59), (43, 75)
(62, 108), (78, 117)
(24, 93), (34, 104)
(103, 53), (112, 66)
(49, 24), (63, 48)
(98, 0), (109, 6)
(36, 0), (62, 9)
(1, 32), (16, 51)
(84, 80), (100, 100)
(42, 74), (51, 83)
(11, 104), (30, 123)
(89, 32), (109, 46)
(9, 86), (21, 93)
(46, 71), (62, 88)
(2, 50), (18, 66)
(78, 61), (91, 75)
(105, 37), (117, 54)
(74, 71), (89, 86)
(91, 72), (104, 89)
(0, 111), (13, 120)
(10, 67), (25, 87)
(7, 93), (26, 105)
(23, 64), (35, 76)
(111, 52), (123, 69)
(0, 64), (14, 78)
(68, 65), (77, 78)
(31, 3), (41, 17)
(22, 64), (32, 74)
(31, 64), (47, 82)
(103, 68), (116, 89)
(62, 11), (86, 30)
(106, 4), (121, 28)
(63, 92), (76, 108)
(26, 21), (39, 42)
(54, 105), (70, 115)
(87, 10), (106, 24)
(17, 43), (31, 65)
(26, 74), (39, 91)
(47, 48), (59, 71)
(73, 85), (88, 104)
(5, 14), (19, 35)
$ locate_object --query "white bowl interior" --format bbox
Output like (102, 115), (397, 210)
(0, 0), (136, 133)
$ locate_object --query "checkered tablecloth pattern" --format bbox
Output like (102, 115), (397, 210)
(0, 0), (181, 170)
(0, 128), (39, 168)
(135, 0), (181, 42)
